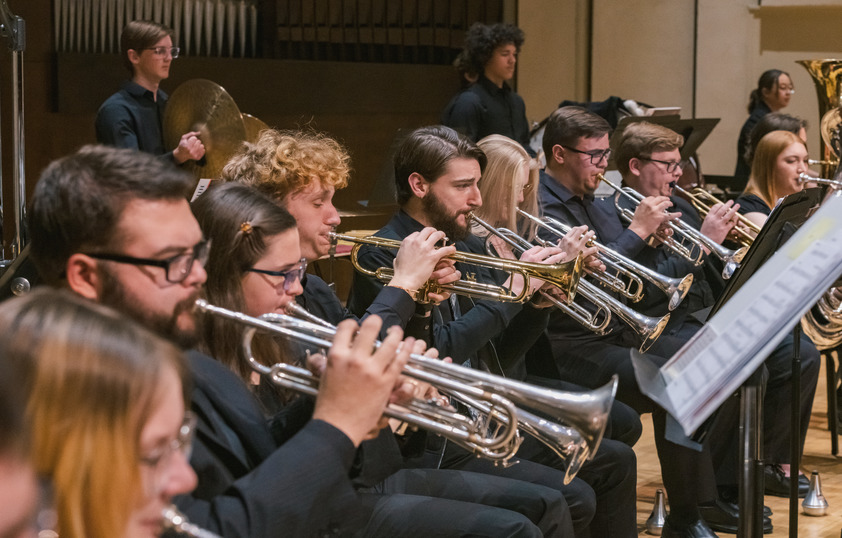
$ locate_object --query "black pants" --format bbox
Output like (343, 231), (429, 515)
(361, 468), (566, 537)
(547, 330), (718, 524)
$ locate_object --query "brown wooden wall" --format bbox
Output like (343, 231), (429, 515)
(0, 0), (466, 253)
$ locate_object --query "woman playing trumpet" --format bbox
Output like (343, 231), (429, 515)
(0, 289), (198, 538)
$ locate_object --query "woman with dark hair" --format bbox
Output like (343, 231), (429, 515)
(442, 23), (534, 155)
(734, 69), (795, 184)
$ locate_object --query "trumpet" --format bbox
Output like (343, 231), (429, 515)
(469, 213), (670, 353)
(162, 506), (222, 538)
(798, 172), (842, 191)
(332, 231), (583, 305)
(516, 208), (693, 311)
(599, 175), (747, 279)
(671, 185), (761, 248)
(196, 299), (617, 483)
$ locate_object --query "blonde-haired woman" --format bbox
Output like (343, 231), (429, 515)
(0, 289), (197, 538)
(736, 129), (808, 234)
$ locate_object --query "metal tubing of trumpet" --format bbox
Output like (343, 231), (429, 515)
(331, 231), (582, 305)
(516, 209), (693, 311)
(599, 175), (747, 279)
(196, 299), (522, 458)
(671, 184), (760, 248)
(280, 301), (618, 473)
(470, 213), (670, 351)
(798, 172), (842, 191)
(162, 506), (223, 538)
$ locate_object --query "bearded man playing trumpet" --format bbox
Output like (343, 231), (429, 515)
(348, 125), (638, 538)
(537, 107), (733, 538)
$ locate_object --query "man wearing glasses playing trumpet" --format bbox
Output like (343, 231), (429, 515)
(96, 20), (205, 166)
(348, 124), (639, 538)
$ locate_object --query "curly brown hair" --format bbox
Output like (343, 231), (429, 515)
(221, 129), (351, 201)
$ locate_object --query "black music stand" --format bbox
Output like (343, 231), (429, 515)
(707, 188), (824, 537)
(607, 116), (720, 170)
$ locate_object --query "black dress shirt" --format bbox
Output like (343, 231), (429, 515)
(734, 102), (772, 185)
(442, 75), (533, 155)
(95, 80), (177, 163)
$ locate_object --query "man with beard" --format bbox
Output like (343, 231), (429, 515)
(26, 144), (571, 538)
(348, 125), (639, 538)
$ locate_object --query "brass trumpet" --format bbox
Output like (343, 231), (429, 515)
(798, 172), (842, 191)
(196, 299), (617, 483)
(469, 213), (670, 353)
(600, 175), (747, 279)
(671, 185), (761, 248)
(332, 231), (583, 305)
(516, 209), (693, 311)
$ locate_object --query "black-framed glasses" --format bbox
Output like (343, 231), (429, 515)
(560, 145), (612, 165)
(84, 239), (210, 284)
(246, 258), (307, 292)
(143, 46), (180, 58)
(639, 157), (686, 174)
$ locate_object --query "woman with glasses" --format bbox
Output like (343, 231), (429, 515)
(96, 20), (205, 165)
(735, 69), (795, 185)
(0, 288), (197, 538)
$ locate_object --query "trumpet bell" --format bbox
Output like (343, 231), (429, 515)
(668, 274), (694, 311)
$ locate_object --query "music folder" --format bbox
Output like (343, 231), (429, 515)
(631, 188), (840, 437)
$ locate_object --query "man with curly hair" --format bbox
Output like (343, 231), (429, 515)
(442, 22), (533, 155)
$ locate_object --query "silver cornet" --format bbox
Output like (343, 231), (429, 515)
(195, 299), (617, 484)
(798, 172), (842, 191)
(599, 175), (747, 279)
(516, 208), (693, 311)
(469, 213), (670, 353)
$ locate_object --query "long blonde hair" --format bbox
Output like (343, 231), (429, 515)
(0, 288), (188, 538)
(475, 135), (540, 239)
(744, 130), (806, 209)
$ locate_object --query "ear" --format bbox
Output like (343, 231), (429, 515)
(127, 49), (141, 66)
(407, 172), (429, 199)
(550, 144), (565, 166)
(628, 157), (644, 176)
(65, 253), (102, 301)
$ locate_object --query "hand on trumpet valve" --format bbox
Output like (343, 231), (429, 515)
(628, 195), (677, 240)
(559, 225), (603, 271)
(390, 227), (458, 294)
(312, 317), (413, 447)
(426, 258), (461, 304)
(700, 199), (740, 245)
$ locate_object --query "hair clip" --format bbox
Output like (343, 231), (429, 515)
(240, 222), (253, 235)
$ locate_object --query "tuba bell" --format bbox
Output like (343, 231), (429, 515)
(797, 59), (842, 178)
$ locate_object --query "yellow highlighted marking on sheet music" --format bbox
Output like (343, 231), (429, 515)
(786, 217), (834, 259)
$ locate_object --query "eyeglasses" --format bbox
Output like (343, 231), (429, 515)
(560, 145), (612, 165)
(140, 412), (196, 495)
(143, 46), (180, 58)
(640, 157), (686, 174)
(85, 239), (210, 284)
(246, 258), (307, 292)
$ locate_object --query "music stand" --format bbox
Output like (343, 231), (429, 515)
(607, 116), (720, 170)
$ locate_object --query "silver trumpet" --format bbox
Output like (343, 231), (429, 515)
(516, 208), (693, 311)
(469, 213), (670, 353)
(798, 172), (842, 191)
(162, 505), (222, 538)
(599, 175), (747, 279)
(195, 299), (617, 484)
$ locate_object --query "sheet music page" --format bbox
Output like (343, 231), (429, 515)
(654, 193), (842, 435)
(191, 178), (213, 202)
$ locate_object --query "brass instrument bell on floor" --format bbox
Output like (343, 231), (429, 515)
(802, 470), (829, 516)
(646, 488), (667, 535)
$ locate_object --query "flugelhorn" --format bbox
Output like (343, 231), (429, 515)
(516, 208), (693, 311)
(671, 184), (761, 248)
(196, 299), (617, 483)
(798, 172), (842, 191)
(600, 175), (747, 279)
(332, 231), (583, 305)
(469, 213), (670, 353)
(162, 505), (222, 538)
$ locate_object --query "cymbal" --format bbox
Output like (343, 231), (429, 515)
(242, 113), (270, 143)
(163, 79), (247, 180)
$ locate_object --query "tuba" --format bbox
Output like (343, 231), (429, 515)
(196, 299), (618, 483)
(797, 60), (842, 178)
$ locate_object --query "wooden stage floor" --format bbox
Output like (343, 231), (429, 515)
(634, 357), (842, 537)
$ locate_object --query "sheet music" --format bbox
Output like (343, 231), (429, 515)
(191, 178), (213, 202)
(634, 194), (842, 435)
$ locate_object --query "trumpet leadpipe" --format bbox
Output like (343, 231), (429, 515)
(799, 172), (842, 191)
(162, 505), (222, 538)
